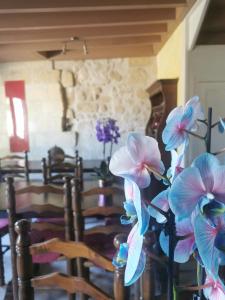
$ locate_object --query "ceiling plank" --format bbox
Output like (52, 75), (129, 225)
(0, 45), (154, 62)
(0, 9), (175, 31)
(0, 1), (187, 12)
(0, 24), (167, 44)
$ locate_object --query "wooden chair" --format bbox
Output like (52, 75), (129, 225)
(42, 150), (83, 186)
(6, 176), (73, 300)
(0, 152), (29, 287)
(0, 151), (29, 182)
(71, 179), (129, 280)
(15, 219), (128, 300)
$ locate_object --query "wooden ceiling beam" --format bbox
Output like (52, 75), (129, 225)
(0, 40), (155, 52)
(0, 24), (167, 44)
(0, 1), (187, 12)
(0, 9), (175, 31)
(0, 45), (155, 62)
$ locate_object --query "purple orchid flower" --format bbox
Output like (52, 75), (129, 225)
(109, 132), (165, 189)
(124, 223), (146, 286)
(160, 217), (195, 263)
(162, 96), (204, 151)
(169, 153), (225, 220)
(203, 274), (225, 300)
(96, 118), (120, 144)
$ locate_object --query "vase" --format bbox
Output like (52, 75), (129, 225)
(98, 178), (113, 207)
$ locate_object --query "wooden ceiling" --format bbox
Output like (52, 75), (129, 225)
(197, 0), (225, 45)
(0, 0), (197, 62)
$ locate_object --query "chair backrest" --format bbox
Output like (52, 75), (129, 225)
(15, 219), (127, 300)
(72, 178), (126, 241)
(42, 151), (83, 186)
(0, 151), (29, 182)
(6, 176), (73, 299)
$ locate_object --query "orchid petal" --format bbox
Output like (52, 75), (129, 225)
(159, 218), (195, 263)
(109, 146), (136, 178)
(162, 116), (187, 151)
(180, 105), (194, 130)
(124, 180), (149, 234)
(193, 213), (220, 280)
(125, 251), (146, 286)
(169, 167), (206, 220)
(149, 189), (169, 223)
(110, 146), (150, 188)
(159, 231), (169, 256)
(218, 118), (225, 133)
(166, 106), (183, 124)
(203, 275), (225, 300)
(125, 223), (145, 285)
(212, 166), (225, 204)
(123, 201), (136, 217)
(176, 217), (193, 236)
(174, 237), (195, 263)
(185, 96), (204, 123)
(192, 153), (220, 192)
(127, 133), (161, 168)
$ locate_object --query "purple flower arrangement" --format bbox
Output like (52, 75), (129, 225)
(110, 97), (225, 300)
(96, 118), (120, 159)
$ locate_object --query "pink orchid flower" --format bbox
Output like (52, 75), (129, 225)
(109, 132), (164, 189)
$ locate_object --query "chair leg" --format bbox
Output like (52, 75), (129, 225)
(0, 236), (5, 286)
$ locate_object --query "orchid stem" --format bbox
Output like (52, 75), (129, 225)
(183, 129), (205, 140)
(212, 147), (225, 156)
(144, 164), (171, 186)
(211, 121), (219, 129)
(168, 210), (176, 300)
(109, 141), (113, 158)
(103, 142), (106, 160)
(197, 119), (208, 126)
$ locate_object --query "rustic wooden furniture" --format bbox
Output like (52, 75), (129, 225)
(15, 219), (127, 300)
(0, 151), (29, 182)
(42, 151), (83, 187)
(0, 159), (101, 178)
(71, 179), (128, 282)
(146, 79), (177, 170)
(0, 152), (29, 287)
(6, 176), (73, 300)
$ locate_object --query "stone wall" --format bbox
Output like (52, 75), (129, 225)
(0, 57), (156, 159)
